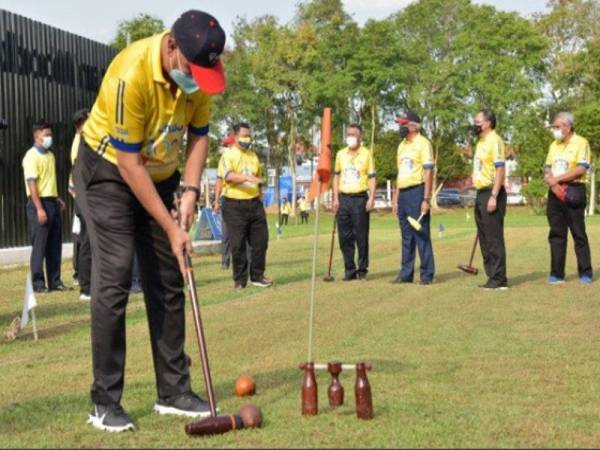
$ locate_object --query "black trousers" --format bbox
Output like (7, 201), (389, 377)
(475, 187), (507, 286)
(546, 186), (592, 279)
(337, 193), (370, 278)
(301, 211), (309, 224)
(26, 198), (62, 290)
(73, 203), (92, 295)
(281, 214), (289, 225)
(222, 197), (268, 285)
(74, 143), (190, 406)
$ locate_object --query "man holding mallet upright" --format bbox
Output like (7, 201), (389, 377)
(469, 109), (508, 290)
(74, 10), (226, 432)
(391, 111), (435, 285)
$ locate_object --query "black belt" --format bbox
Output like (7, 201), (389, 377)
(223, 197), (260, 203)
(340, 192), (368, 198)
(399, 183), (424, 192)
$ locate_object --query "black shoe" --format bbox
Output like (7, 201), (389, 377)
(50, 283), (72, 292)
(88, 404), (135, 432)
(420, 280), (433, 286)
(234, 283), (246, 290)
(33, 286), (48, 294)
(343, 273), (357, 281)
(356, 273), (368, 282)
(154, 391), (213, 418)
(479, 280), (509, 291)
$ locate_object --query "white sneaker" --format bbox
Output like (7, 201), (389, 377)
(79, 293), (91, 301)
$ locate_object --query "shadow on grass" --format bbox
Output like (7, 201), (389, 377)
(435, 271), (470, 284)
(0, 300), (89, 327)
(509, 271), (547, 287)
(366, 270), (399, 282)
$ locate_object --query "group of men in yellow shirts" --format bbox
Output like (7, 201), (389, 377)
(332, 109), (592, 290)
(18, 6), (594, 433)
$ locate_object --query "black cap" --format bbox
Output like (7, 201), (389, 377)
(172, 10), (226, 94)
(395, 110), (421, 125)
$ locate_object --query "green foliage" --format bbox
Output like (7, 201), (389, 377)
(373, 131), (400, 183)
(522, 178), (548, 215)
(110, 13), (165, 51)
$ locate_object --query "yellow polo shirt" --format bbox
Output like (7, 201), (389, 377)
(396, 134), (434, 189)
(220, 146), (262, 200)
(545, 133), (590, 184)
(83, 30), (211, 183)
(281, 202), (291, 215)
(334, 146), (376, 194)
(22, 146), (58, 197)
(299, 199), (309, 212)
(472, 130), (506, 190)
(68, 133), (81, 191)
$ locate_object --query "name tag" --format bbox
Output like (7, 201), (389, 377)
(343, 167), (361, 187)
(399, 157), (414, 177)
(552, 159), (569, 176)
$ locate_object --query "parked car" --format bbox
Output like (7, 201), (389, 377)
(436, 188), (462, 206)
(507, 192), (526, 205)
(460, 187), (477, 207)
(373, 194), (389, 209)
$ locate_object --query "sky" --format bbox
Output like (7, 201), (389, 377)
(0, 0), (548, 46)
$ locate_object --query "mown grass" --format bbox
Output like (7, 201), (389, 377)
(1, 206), (600, 448)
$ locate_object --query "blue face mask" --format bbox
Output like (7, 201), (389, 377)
(169, 51), (199, 94)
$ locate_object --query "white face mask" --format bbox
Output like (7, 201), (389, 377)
(552, 128), (564, 141)
(346, 136), (358, 149)
(41, 136), (53, 149)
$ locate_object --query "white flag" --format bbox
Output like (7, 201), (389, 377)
(21, 273), (38, 329)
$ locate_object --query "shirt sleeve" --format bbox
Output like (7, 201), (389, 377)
(494, 138), (506, 168)
(217, 156), (225, 179)
(22, 152), (38, 180)
(576, 139), (591, 169)
(188, 95), (211, 136)
(367, 151), (376, 178)
(422, 140), (435, 169)
(106, 76), (145, 152)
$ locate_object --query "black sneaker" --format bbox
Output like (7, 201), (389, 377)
(33, 286), (48, 294)
(479, 281), (509, 291)
(50, 283), (72, 292)
(420, 280), (433, 286)
(343, 273), (357, 281)
(356, 273), (368, 282)
(153, 392), (213, 418)
(87, 404), (135, 432)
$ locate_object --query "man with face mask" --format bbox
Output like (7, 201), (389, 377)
(391, 111), (435, 285)
(22, 121), (67, 293)
(543, 112), (592, 285)
(219, 122), (272, 289)
(332, 124), (376, 281)
(470, 109), (508, 290)
(74, 10), (226, 431)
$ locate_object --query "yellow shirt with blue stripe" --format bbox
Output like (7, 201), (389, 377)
(22, 146), (58, 197)
(219, 146), (262, 200)
(82, 30), (211, 183)
(396, 133), (434, 189)
(544, 133), (590, 184)
(472, 130), (506, 190)
(334, 146), (376, 194)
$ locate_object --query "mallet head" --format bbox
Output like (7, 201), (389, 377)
(457, 264), (478, 275)
(323, 274), (335, 282)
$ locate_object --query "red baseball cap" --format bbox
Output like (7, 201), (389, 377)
(172, 10), (226, 95)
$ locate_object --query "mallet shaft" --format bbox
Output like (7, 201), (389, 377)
(314, 363), (372, 371)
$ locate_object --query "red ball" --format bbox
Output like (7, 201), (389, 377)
(235, 374), (256, 397)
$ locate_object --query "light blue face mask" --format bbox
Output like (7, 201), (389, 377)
(169, 51), (199, 94)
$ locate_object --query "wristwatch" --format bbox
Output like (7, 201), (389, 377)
(423, 197), (431, 204)
(182, 185), (200, 199)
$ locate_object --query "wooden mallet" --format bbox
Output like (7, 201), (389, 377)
(457, 234), (479, 275)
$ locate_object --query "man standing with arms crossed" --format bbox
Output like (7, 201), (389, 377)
(469, 109), (508, 290)
(75, 10), (226, 431)
(391, 111), (435, 285)
(332, 124), (376, 281)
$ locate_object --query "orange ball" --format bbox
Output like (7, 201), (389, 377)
(235, 374), (256, 397)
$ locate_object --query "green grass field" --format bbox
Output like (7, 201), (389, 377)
(2, 207), (600, 448)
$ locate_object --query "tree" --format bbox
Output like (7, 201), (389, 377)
(110, 13), (165, 50)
